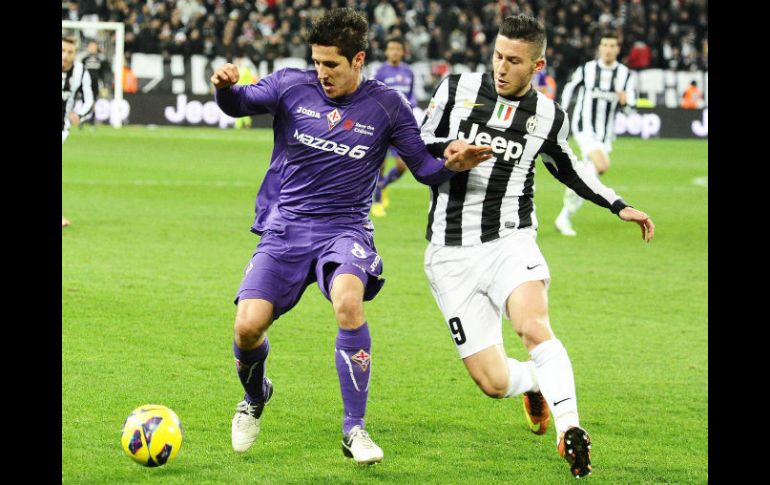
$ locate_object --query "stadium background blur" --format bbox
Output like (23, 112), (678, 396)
(62, 0), (707, 112)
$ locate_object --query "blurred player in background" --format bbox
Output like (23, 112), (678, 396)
(212, 8), (492, 465)
(555, 31), (637, 236)
(680, 80), (703, 109)
(80, 40), (111, 130)
(371, 37), (416, 217)
(532, 69), (556, 100)
(62, 36), (95, 228)
(234, 57), (257, 129)
(420, 14), (654, 478)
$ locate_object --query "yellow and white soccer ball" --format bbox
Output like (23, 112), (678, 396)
(120, 404), (183, 467)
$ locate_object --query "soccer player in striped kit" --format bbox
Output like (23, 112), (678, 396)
(62, 36), (95, 228)
(555, 31), (637, 236)
(420, 15), (654, 478)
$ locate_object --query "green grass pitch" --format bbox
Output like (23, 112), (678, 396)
(62, 126), (707, 484)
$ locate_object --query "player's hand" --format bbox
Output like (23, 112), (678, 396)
(211, 63), (239, 89)
(68, 112), (80, 125)
(618, 207), (655, 242)
(616, 90), (627, 105)
(444, 145), (493, 172)
(444, 140), (471, 158)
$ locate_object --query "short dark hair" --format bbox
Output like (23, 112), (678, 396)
(599, 30), (619, 42)
(307, 8), (369, 63)
(62, 36), (76, 45)
(385, 37), (405, 48)
(498, 14), (546, 59)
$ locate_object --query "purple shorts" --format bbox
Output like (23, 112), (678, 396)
(234, 215), (385, 319)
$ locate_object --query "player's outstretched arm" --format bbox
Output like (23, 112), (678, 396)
(618, 207), (655, 242)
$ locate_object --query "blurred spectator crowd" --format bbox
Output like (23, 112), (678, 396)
(63, 0), (707, 89)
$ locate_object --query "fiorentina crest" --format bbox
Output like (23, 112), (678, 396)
(327, 108), (341, 130)
(350, 349), (371, 372)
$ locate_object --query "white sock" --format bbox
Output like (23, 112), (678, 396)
(529, 339), (580, 443)
(562, 188), (584, 217)
(561, 160), (598, 217)
(504, 358), (538, 397)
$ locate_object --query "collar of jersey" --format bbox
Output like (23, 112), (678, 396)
(598, 60), (619, 69)
(498, 85), (536, 103)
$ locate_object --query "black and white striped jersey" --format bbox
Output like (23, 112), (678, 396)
(560, 60), (636, 145)
(420, 72), (628, 246)
(62, 61), (94, 132)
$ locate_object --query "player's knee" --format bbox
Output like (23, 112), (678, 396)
(520, 316), (553, 347)
(332, 292), (364, 328)
(233, 305), (271, 344)
(233, 316), (266, 344)
(590, 154), (609, 174)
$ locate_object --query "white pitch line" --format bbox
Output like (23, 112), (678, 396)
(692, 176), (708, 188)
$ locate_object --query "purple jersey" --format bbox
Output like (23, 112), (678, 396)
(216, 68), (452, 234)
(374, 63), (417, 108)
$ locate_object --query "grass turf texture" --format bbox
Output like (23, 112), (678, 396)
(62, 126), (707, 484)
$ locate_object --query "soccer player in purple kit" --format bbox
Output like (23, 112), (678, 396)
(371, 37), (416, 217)
(212, 8), (492, 465)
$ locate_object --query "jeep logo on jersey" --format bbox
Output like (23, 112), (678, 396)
(296, 106), (321, 118)
(590, 88), (619, 102)
(293, 129), (370, 159)
(327, 108), (341, 130)
(457, 123), (524, 162)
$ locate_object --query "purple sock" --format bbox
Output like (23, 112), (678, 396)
(233, 338), (270, 403)
(335, 322), (371, 435)
(382, 167), (403, 187)
(373, 175), (384, 203)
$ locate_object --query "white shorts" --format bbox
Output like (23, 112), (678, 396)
(423, 229), (550, 359)
(573, 130), (612, 159)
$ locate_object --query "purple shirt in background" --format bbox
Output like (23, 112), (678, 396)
(215, 68), (453, 234)
(374, 62), (417, 108)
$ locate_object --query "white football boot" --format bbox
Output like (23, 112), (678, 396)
(341, 425), (384, 464)
(231, 377), (273, 452)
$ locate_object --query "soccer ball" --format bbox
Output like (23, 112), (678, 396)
(120, 404), (184, 467)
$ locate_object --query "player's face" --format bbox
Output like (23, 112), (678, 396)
(492, 35), (545, 98)
(62, 41), (76, 71)
(385, 42), (404, 64)
(598, 38), (619, 64)
(311, 45), (365, 99)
